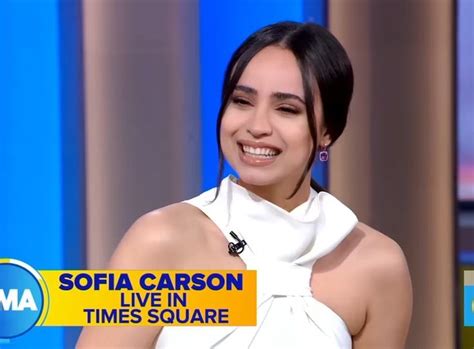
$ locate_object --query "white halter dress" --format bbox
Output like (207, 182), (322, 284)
(155, 175), (358, 349)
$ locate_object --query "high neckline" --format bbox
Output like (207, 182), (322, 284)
(227, 174), (320, 223)
(167, 176), (360, 348)
(187, 175), (358, 266)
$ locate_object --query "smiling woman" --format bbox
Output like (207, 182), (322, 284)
(220, 46), (325, 208)
(77, 21), (412, 349)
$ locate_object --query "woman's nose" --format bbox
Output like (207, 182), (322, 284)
(246, 107), (272, 137)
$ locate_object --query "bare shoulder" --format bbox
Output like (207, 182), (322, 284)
(349, 222), (412, 298)
(352, 222), (413, 348)
(354, 222), (410, 280)
(77, 203), (205, 348)
(109, 202), (206, 270)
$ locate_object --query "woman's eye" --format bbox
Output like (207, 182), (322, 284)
(231, 97), (251, 106)
(277, 106), (300, 114)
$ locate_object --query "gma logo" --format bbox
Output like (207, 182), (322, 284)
(0, 289), (38, 311)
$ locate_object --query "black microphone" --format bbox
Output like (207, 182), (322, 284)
(228, 231), (247, 256)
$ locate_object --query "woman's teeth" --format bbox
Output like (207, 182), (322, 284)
(242, 145), (279, 158)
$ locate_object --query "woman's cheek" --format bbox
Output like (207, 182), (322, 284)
(221, 110), (241, 133)
(220, 114), (239, 159)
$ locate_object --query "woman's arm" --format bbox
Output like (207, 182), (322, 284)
(353, 236), (413, 348)
(76, 208), (181, 348)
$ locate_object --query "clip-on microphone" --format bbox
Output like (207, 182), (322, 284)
(228, 231), (247, 256)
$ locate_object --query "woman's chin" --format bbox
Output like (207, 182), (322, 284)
(235, 171), (282, 188)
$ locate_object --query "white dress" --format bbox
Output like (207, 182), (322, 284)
(155, 175), (358, 349)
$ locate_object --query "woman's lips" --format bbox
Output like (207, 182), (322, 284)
(237, 142), (280, 167)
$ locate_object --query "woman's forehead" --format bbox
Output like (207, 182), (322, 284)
(237, 46), (304, 96)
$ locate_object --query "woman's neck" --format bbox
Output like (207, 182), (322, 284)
(237, 175), (312, 212)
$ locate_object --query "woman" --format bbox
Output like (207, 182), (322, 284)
(78, 21), (412, 348)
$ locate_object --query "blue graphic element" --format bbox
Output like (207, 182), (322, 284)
(0, 261), (44, 339)
(460, 251), (474, 264)
(458, 0), (474, 201)
(464, 285), (474, 326)
(0, 0), (85, 346)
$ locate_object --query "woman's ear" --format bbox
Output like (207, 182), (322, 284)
(320, 128), (332, 147)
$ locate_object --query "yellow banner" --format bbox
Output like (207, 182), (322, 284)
(39, 270), (256, 326)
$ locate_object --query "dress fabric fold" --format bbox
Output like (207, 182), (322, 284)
(155, 175), (358, 349)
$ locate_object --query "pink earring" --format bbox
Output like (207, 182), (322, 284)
(319, 145), (328, 162)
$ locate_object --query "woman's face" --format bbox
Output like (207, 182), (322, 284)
(220, 45), (329, 189)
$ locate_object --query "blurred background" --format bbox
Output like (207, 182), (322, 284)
(1, 0), (472, 348)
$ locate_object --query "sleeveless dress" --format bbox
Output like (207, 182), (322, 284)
(155, 175), (358, 349)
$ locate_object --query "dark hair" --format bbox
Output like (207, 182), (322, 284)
(215, 21), (353, 199)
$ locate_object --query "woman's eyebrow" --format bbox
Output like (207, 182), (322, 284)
(234, 85), (257, 95)
(272, 92), (305, 104)
(234, 85), (305, 104)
